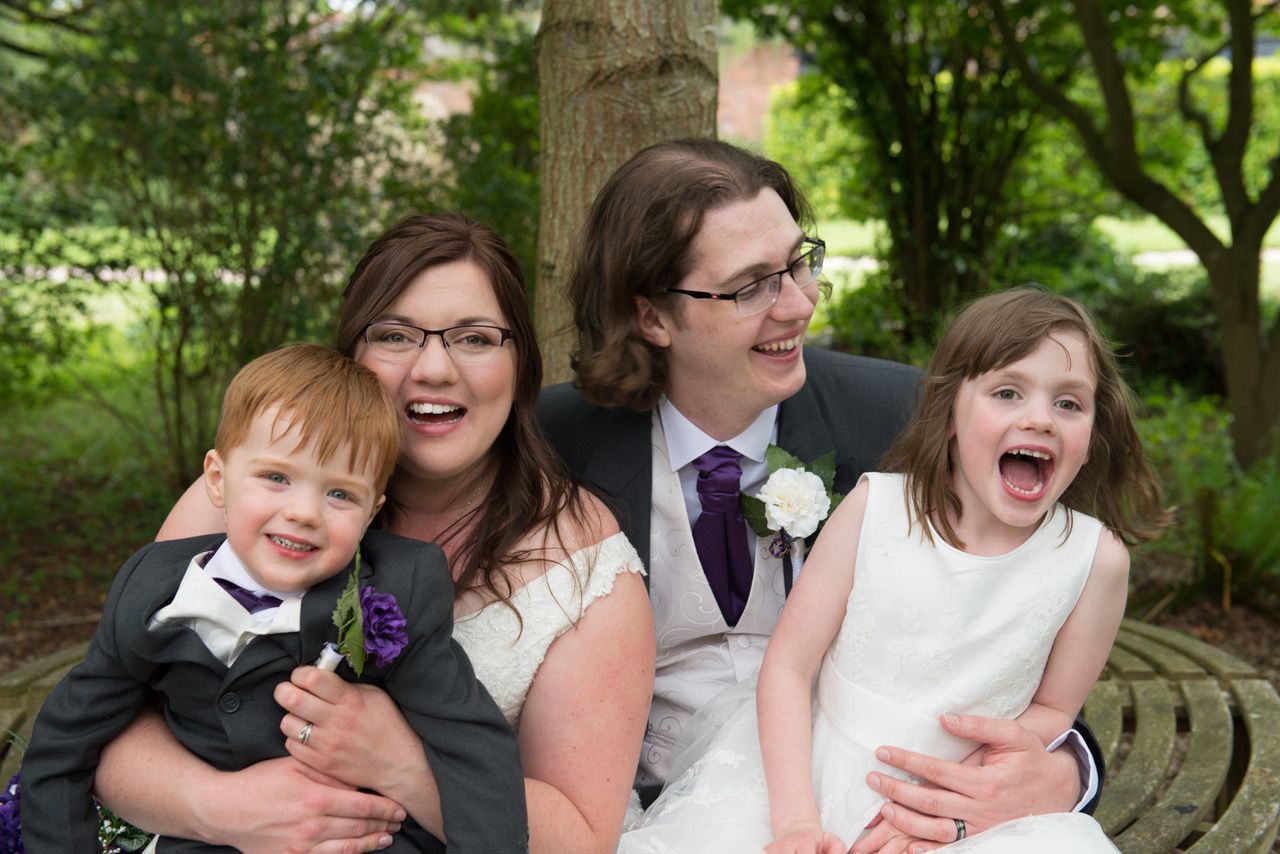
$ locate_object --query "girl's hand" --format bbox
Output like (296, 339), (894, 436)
(765, 821), (847, 854)
(275, 665), (429, 798)
(208, 757), (405, 854)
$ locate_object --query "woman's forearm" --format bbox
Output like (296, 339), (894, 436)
(525, 775), (620, 854)
(94, 706), (222, 841)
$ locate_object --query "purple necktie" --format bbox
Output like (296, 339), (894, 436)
(692, 445), (753, 626)
(214, 577), (284, 614)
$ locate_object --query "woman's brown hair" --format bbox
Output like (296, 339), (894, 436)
(880, 286), (1171, 547)
(337, 213), (590, 607)
(570, 138), (814, 411)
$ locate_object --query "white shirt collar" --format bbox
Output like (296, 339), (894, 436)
(204, 540), (302, 601)
(150, 548), (304, 666)
(658, 396), (779, 472)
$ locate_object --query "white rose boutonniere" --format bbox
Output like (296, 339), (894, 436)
(741, 446), (844, 558)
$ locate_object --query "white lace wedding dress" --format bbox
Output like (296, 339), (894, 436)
(453, 531), (644, 727)
(616, 473), (1117, 853)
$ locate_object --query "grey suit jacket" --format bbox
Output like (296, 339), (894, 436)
(21, 530), (528, 853)
(538, 348), (922, 570)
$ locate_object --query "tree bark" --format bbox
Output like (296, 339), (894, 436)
(535, 0), (718, 386)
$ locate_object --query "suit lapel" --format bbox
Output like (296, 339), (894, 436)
(583, 408), (654, 571)
(297, 555), (358, 669)
(778, 380), (836, 469)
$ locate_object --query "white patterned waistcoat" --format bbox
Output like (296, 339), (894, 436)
(638, 413), (789, 786)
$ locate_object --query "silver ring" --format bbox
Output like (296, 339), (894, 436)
(297, 722), (314, 745)
(954, 818), (967, 841)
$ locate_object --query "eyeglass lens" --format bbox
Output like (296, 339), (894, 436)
(736, 241), (824, 316)
(365, 322), (508, 363)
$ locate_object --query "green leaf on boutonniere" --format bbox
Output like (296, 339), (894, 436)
(741, 493), (771, 538)
(331, 551), (367, 676)
(765, 445), (806, 474)
(808, 451), (838, 494)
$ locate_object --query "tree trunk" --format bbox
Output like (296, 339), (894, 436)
(535, 0), (718, 386)
(1206, 249), (1280, 468)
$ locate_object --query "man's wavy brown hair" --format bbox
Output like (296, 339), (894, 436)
(570, 138), (813, 411)
(879, 286), (1171, 548)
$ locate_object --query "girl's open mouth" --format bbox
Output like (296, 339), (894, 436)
(999, 448), (1053, 497)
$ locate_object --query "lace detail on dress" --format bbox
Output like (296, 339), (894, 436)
(453, 532), (643, 725)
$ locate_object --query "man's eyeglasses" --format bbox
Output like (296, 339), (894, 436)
(362, 321), (514, 364)
(664, 237), (825, 317)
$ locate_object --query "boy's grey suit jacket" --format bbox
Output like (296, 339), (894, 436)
(21, 529), (528, 853)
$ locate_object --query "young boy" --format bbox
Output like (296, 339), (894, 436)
(21, 344), (527, 853)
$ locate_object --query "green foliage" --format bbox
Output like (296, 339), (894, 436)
(0, 353), (171, 624)
(733, 1), (1119, 341)
(764, 76), (871, 223)
(1119, 57), (1280, 215)
(1006, 223), (1225, 397)
(438, 13), (540, 285)
(7, 1), (454, 486)
(1136, 388), (1280, 607)
(815, 267), (935, 367)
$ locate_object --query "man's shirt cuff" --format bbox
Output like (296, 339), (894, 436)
(1046, 727), (1099, 811)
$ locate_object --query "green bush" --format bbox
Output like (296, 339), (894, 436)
(1135, 387), (1280, 609)
(0, 354), (172, 624)
(1008, 223), (1224, 397)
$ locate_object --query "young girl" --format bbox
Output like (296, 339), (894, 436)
(617, 287), (1169, 853)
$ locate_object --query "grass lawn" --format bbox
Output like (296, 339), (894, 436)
(817, 215), (1280, 303)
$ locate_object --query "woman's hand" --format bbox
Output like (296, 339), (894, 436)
(276, 665), (439, 831)
(764, 821), (847, 854)
(209, 758), (406, 854)
(95, 706), (405, 854)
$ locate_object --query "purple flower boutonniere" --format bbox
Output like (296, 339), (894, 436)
(314, 548), (408, 676)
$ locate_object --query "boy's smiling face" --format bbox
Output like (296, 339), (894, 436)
(203, 406), (384, 593)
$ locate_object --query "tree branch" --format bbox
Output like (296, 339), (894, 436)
(0, 31), (48, 58)
(0, 0), (96, 34)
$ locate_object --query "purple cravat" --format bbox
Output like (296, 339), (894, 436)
(214, 576), (283, 614)
(691, 445), (753, 626)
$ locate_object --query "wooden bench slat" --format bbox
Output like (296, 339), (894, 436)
(1095, 680), (1178, 834)
(1187, 679), (1280, 854)
(0, 641), (91, 699)
(1106, 643), (1157, 680)
(1085, 679), (1124, 770)
(1121, 620), (1258, 680)
(1112, 680), (1233, 852)
(1112, 632), (1210, 680)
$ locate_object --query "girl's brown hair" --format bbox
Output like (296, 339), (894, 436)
(880, 286), (1171, 547)
(570, 138), (813, 411)
(337, 213), (590, 606)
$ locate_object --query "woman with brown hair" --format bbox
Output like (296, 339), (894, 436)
(93, 213), (654, 854)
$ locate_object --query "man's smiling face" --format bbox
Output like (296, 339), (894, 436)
(636, 188), (818, 440)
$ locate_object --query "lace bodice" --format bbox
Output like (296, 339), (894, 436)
(453, 531), (644, 726)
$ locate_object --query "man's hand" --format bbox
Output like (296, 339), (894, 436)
(850, 714), (1080, 852)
